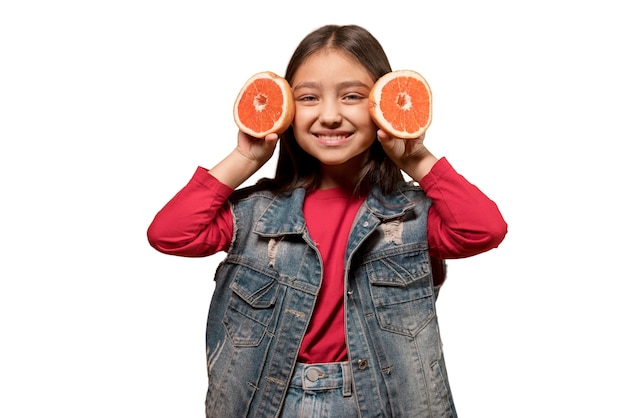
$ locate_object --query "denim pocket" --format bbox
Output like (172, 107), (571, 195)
(366, 249), (434, 337)
(223, 266), (278, 347)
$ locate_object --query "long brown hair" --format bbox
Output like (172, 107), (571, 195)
(260, 24), (404, 197)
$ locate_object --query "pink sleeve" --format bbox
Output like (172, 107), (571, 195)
(147, 167), (235, 257)
(420, 157), (508, 259)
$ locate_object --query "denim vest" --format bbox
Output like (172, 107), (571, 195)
(205, 182), (457, 418)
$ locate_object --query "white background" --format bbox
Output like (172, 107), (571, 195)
(1, 1), (624, 416)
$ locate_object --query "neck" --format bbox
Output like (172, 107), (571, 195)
(318, 161), (361, 191)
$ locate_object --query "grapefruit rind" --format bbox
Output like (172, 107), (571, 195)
(368, 70), (432, 139)
(233, 71), (295, 138)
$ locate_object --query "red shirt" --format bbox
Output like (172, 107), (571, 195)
(147, 157), (507, 363)
(299, 188), (364, 362)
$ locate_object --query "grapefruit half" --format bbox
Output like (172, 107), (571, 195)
(369, 70), (432, 139)
(233, 71), (295, 138)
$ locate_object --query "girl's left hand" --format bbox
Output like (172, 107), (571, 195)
(377, 129), (438, 182)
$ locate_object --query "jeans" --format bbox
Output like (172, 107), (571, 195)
(279, 362), (359, 418)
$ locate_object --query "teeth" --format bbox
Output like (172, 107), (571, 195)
(318, 135), (346, 141)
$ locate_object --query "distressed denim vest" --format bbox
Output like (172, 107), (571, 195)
(204, 182), (457, 418)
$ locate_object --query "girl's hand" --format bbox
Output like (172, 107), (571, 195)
(235, 130), (279, 166)
(377, 129), (438, 182)
(208, 131), (279, 189)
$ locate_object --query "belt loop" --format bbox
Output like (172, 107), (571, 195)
(299, 363), (306, 389)
(341, 361), (352, 397)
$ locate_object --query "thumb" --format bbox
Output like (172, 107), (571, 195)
(264, 133), (280, 148)
(377, 130), (400, 155)
(376, 129), (392, 142)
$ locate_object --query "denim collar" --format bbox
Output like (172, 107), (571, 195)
(253, 185), (417, 237)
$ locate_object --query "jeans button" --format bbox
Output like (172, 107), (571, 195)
(357, 359), (368, 370)
(306, 368), (320, 382)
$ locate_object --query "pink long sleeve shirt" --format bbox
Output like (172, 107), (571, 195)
(148, 157), (507, 362)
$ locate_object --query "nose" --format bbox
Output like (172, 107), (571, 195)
(318, 100), (342, 126)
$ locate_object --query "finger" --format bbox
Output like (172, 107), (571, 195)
(264, 133), (279, 142)
(376, 129), (392, 142)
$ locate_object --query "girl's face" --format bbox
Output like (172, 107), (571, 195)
(290, 49), (378, 178)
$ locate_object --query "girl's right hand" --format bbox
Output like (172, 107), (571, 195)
(208, 131), (280, 189)
(235, 130), (279, 166)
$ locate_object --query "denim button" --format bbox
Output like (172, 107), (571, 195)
(357, 359), (368, 370)
(306, 368), (320, 382)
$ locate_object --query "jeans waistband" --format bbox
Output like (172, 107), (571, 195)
(290, 362), (352, 397)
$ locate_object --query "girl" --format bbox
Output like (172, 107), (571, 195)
(148, 24), (507, 418)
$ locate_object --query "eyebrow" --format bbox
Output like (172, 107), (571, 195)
(293, 80), (371, 92)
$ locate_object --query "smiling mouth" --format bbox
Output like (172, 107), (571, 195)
(314, 133), (353, 145)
